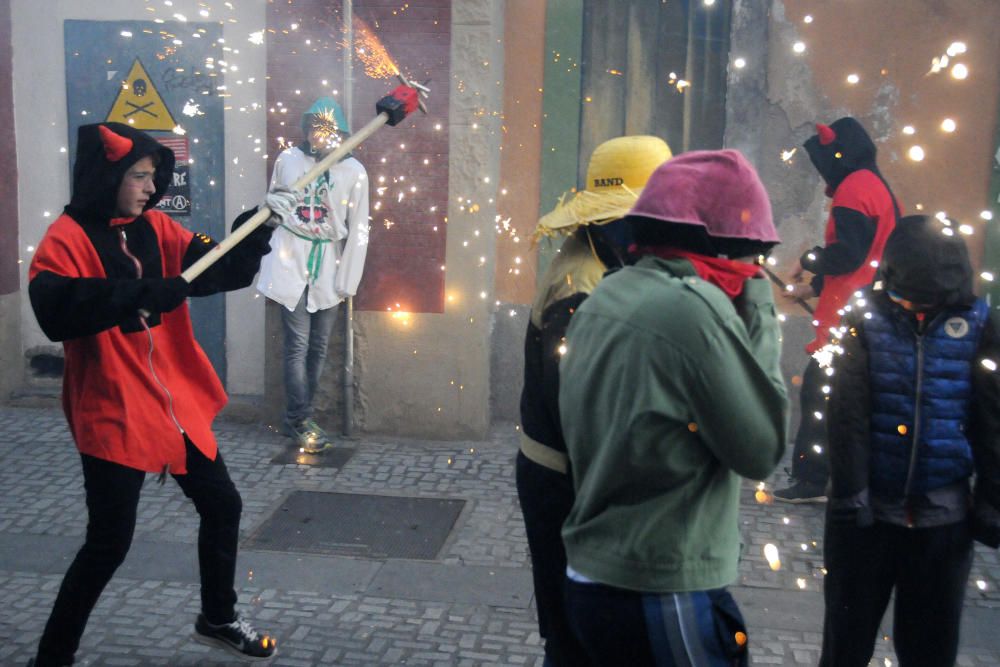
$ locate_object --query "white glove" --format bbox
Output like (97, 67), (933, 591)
(264, 187), (298, 228)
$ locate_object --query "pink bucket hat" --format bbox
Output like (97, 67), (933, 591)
(627, 149), (779, 243)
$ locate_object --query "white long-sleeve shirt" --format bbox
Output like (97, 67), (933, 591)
(256, 146), (370, 312)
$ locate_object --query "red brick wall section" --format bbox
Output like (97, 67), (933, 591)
(267, 0), (450, 313)
(0, 0), (18, 296)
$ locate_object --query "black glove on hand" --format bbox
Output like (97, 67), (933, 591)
(136, 277), (190, 314)
(972, 497), (1000, 548)
(232, 207), (275, 258)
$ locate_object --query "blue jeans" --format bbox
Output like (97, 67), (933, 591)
(565, 580), (749, 666)
(281, 288), (339, 425)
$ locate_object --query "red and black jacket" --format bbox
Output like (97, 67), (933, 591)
(29, 122), (270, 473)
(801, 117), (900, 353)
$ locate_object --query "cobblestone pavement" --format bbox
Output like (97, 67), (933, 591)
(1, 405), (998, 665)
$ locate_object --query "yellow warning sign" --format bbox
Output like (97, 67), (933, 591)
(105, 58), (177, 131)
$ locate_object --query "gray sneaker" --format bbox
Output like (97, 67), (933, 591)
(773, 480), (827, 504)
(193, 613), (277, 661)
(286, 418), (333, 454)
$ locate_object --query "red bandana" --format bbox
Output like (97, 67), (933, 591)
(632, 246), (762, 299)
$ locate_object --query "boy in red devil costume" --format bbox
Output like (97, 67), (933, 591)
(26, 122), (280, 665)
(775, 117), (900, 503)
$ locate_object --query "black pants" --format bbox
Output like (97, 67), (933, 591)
(36, 437), (242, 666)
(789, 358), (829, 484)
(820, 518), (973, 667)
(515, 451), (589, 667)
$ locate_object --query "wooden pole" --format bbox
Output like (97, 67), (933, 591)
(180, 110), (389, 283)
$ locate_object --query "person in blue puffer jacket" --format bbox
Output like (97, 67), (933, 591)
(820, 214), (1000, 667)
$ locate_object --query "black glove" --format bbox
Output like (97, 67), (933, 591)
(136, 277), (190, 314)
(232, 207), (275, 258)
(972, 498), (1000, 548)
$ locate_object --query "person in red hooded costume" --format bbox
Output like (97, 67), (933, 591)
(26, 122), (282, 665)
(774, 117), (900, 503)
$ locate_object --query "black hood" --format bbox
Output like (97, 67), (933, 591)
(881, 215), (975, 308)
(65, 122), (175, 223)
(803, 116), (880, 193)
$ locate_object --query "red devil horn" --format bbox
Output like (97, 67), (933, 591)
(98, 125), (133, 162)
(816, 123), (836, 146)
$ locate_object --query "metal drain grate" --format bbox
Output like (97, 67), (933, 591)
(244, 491), (466, 560)
(270, 445), (355, 469)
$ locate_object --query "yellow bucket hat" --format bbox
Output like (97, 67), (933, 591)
(536, 135), (672, 238)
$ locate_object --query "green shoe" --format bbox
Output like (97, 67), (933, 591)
(296, 419), (333, 454)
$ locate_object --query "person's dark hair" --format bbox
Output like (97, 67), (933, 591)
(629, 215), (777, 259)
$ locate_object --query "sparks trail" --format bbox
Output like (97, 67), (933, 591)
(347, 15), (400, 80)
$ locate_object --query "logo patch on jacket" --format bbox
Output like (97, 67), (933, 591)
(945, 317), (970, 339)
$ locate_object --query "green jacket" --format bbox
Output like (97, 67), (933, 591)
(559, 256), (788, 592)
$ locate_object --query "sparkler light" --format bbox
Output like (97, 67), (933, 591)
(667, 72), (690, 92)
(754, 484), (771, 504)
(309, 108), (345, 150)
(351, 16), (400, 79)
(764, 543), (781, 571)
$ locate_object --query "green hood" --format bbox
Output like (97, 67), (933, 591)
(301, 96), (350, 137)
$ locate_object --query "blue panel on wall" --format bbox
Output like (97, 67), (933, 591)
(63, 20), (227, 382)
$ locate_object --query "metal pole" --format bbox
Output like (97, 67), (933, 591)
(344, 0), (354, 132)
(343, 292), (355, 438)
(342, 0), (356, 438)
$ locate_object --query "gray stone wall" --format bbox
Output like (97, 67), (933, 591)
(0, 293), (22, 400)
(489, 304), (529, 423)
(348, 0), (507, 439)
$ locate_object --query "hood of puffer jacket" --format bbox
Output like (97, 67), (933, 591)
(803, 116), (881, 194)
(65, 122), (175, 223)
(881, 215), (975, 309)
